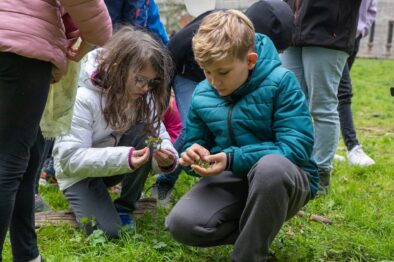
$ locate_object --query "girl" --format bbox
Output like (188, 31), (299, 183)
(0, 1), (111, 261)
(53, 26), (177, 238)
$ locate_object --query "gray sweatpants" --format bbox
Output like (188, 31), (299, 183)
(166, 154), (311, 262)
(63, 124), (152, 238)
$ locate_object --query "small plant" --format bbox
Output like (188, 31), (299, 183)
(145, 136), (162, 150)
(196, 159), (212, 169)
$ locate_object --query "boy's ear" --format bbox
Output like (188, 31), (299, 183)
(247, 52), (258, 70)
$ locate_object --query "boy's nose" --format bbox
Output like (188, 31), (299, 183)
(210, 77), (221, 87)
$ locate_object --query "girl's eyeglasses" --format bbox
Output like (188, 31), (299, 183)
(135, 75), (162, 91)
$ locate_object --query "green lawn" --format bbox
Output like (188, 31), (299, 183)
(3, 58), (394, 261)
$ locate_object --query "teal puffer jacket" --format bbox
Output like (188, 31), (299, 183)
(183, 33), (319, 197)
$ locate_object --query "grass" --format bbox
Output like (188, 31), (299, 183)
(3, 58), (394, 261)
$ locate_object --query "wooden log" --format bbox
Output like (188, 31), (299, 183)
(34, 198), (158, 228)
(35, 210), (78, 228)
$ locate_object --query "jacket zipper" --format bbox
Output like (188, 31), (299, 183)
(227, 103), (237, 146)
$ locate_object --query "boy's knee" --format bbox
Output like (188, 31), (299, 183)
(166, 211), (197, 245)
(249, 154), (292, 188)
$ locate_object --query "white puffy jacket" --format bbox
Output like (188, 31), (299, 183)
(53, 49), (178, 191)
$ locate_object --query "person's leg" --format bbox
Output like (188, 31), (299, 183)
(347, 36), (362, 70)
(339, 37), (374, 166)
(10, 142), (42, 261)
(153, 76), (198, 202)
(338, 63), (359, 151)
(106, 124), (153, 213)
(0, 52), (51, 261)
(302, 47), (348, 189)
(166, 171), (248, 247)
(34, 129), (45, 195)
(232, 155), (310, 261)
(63, 178), (123, 238)
(279, 47), (308, 99)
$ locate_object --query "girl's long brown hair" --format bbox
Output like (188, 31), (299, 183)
(96, 26), (173, 135)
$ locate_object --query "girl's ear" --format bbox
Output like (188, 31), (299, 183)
(247, 51), (258, 70)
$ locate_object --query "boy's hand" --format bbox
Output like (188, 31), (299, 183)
(179, 144), (210, 166)
(131, 147), (150, 169)
(191, 152), (227, 176)
(153, 148), (176, 167)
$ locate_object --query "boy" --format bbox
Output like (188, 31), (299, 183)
(152, 0), (296, 206)
(166, 10), (319, 261)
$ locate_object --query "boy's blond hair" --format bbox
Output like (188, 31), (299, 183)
(192, 10), (255, 66)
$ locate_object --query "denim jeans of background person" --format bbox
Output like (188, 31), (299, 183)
(280, 47), (348, 191)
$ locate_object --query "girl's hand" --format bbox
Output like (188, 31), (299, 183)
(191, 152), (227, 177)
(179, 144), (210, 167)
(153, 148), (176, 168)
(131, 147), (150, 169)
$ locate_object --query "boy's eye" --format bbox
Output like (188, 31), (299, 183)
(218, 71), (229, 75)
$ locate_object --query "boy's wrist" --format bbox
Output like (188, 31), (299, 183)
(224, 152), (234, 171)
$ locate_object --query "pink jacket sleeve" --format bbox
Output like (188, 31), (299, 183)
(60, 0), (112, 46)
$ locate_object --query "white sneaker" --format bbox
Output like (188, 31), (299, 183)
(347, 145), (375, 167)
(334, 154), (346, 162)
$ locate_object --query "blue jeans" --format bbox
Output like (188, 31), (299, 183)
(280, 47), (348, 170)
(0, 52), (51, 262)
(156, 75), (198, 186)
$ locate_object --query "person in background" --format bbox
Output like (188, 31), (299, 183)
(163, 91), (182, 144)
(0, 0), (112, 261)
(53, 27), (178, 238)
(104, 0), (169, 44)
(280, 0), (362, 194)
(336, 0), (377, 167)
(152, 0), (296, 206)
(166, 10), (318, 261)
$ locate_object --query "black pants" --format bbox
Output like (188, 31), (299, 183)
(34, 130), (54, 194)
(0, 52), (51, 261)
(337, 36), (361, 151)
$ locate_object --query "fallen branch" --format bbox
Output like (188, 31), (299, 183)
(296, 211), (333, 225)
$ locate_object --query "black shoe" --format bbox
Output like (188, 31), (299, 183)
(317, 168), (330, 195)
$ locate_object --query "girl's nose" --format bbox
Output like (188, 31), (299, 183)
(140, 83), (149, 93)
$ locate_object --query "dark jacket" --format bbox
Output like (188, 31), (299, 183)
(285, 0), (361, 54)
(167, 11), (212, 83)
(183, 34), (319, 198)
